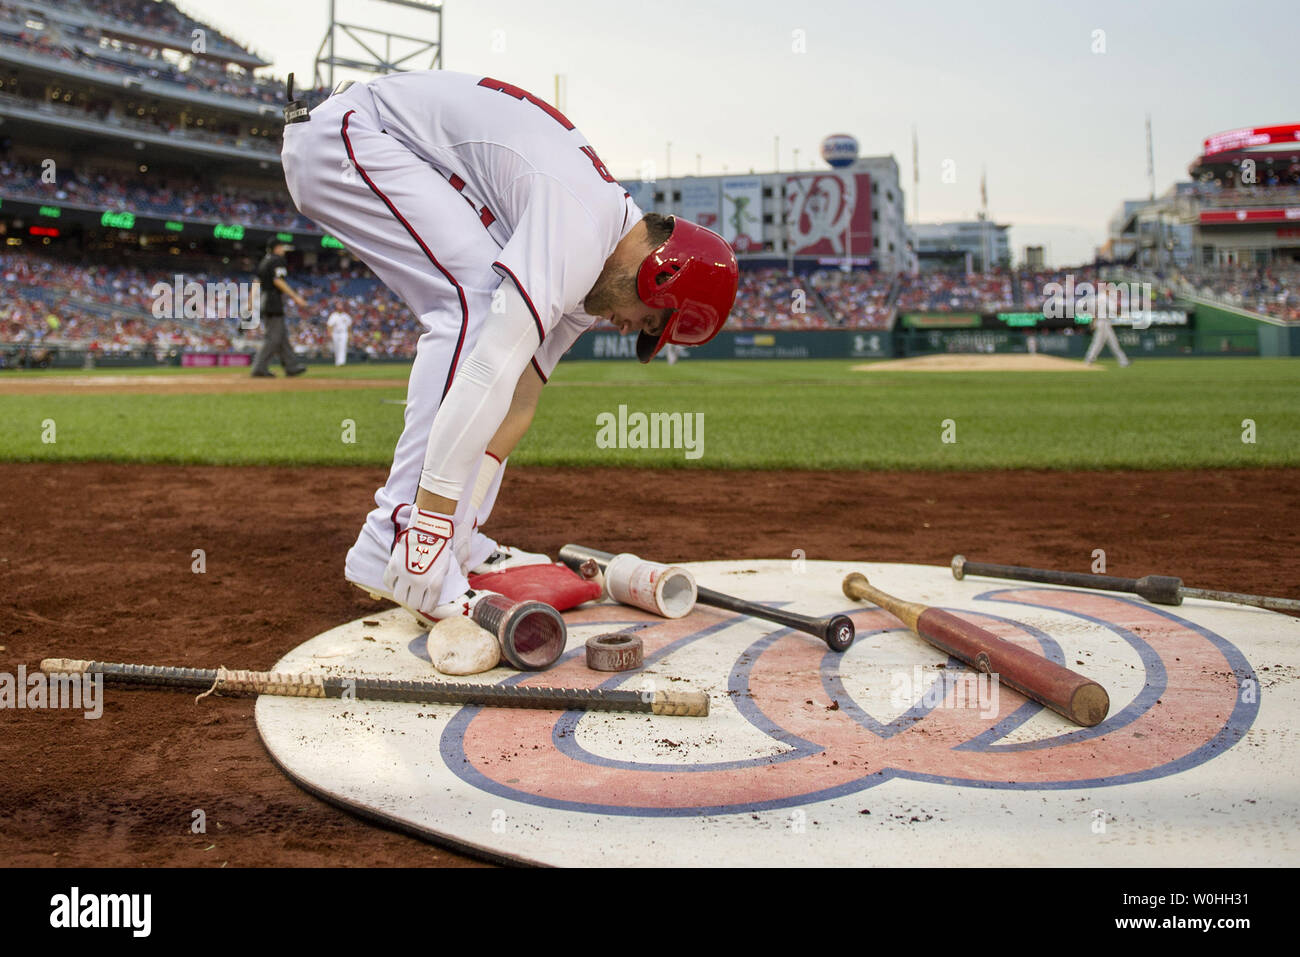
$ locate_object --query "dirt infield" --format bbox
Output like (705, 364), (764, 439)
(2, 462), (1297, 867)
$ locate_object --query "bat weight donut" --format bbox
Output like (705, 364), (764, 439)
(585, 633), (644, 671)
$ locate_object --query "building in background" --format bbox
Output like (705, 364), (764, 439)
(1104, 124), (1300, 270)
(1022, 245), (1045, 269)
(911, 220), (1011, 273)
(624, 153), (916, 274)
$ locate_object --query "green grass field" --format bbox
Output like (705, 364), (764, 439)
(1, 358), (1297, 470)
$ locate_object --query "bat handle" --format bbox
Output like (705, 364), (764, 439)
(843, 572), (924, 631)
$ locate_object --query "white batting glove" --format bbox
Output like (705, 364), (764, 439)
(384, 508), (458, 617)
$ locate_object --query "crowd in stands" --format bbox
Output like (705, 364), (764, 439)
(0, 0), (321, 109)
(1193, 162), (1300, 192)
(716, 268), (894, 330)
(727, 268), (824, 329)
(5, 249), (1299, 365)
(813, 270), (895, 328)
(1170, 264), (1300, 321)
(56, 0), (259, 62)
(0, 79), (278, 154)
(894, 271), (1016, 313)
(0, 250), (424, 359)
(0, 159), (314, 230)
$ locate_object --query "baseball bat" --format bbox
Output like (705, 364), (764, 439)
(558, 544), (855, 652)
(951, 555), (1300, 613)
(42, 658), (709, 717)
(842, 573), (1109, 727)
(468, 592), (567, 671)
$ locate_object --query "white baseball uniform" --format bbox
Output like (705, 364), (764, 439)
(326, 309), (351, 365)
(1084, 314), (1131, 366)
(281, 71), (640, 603)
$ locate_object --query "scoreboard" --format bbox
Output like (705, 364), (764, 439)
(0, 196), (341, 251)
(901, 310), (1191, 331)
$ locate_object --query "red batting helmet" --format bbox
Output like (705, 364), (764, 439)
(635, 217), (739, 363)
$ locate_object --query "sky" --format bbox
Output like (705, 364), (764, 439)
(180, 0), (1298, 266)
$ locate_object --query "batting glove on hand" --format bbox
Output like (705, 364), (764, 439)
(385, 508), (458, 617)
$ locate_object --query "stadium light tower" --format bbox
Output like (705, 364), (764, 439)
(314, 0), (443, 90)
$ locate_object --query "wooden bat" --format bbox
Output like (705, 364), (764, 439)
(559, 544), (855, 652)
(42, 658), (709, 717)
(841, 573), (1109, 727)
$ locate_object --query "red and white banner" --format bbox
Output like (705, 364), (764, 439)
(784, 173), (872, 256)
(1202, 123), (1300, 157)
(1199, 207), (1300, 224)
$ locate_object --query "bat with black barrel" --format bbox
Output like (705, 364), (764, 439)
(558, 544), (855, 653)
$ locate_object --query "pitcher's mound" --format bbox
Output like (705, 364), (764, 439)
(854, 354), (1100, 372)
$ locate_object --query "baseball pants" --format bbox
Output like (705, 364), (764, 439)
(251, 314), (301, 374)
(1085, 318), (1130, 365)
(281, 82), (508, 600)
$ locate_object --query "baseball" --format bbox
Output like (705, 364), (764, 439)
(425, 616), (500, 675)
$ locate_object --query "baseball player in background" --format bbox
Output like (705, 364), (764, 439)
(1083, 313), (1131, 366)
(326, 302), (352, 365)
(280, 71), (738, 622)
(251, 238), (309, 377)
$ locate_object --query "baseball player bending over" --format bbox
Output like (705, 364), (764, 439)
(280, 71), (738, 623)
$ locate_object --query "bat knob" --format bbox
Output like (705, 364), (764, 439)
(842, 572), (869, 600)
(951, 555), (966, 580)
(824, 615), (855, 653)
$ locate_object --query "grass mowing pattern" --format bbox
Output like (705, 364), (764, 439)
(1, 358), (1296, 469)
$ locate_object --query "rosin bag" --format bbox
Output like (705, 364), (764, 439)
(603, 553), (698, 619)
(467, 562), (602, 612)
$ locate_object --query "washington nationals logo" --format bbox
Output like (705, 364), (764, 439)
(785, 174), (856, 254)
(422, 588), (1258, 816)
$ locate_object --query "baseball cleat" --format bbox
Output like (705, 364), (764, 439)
(471, 545), (552, 575)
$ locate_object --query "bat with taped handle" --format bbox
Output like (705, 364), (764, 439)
(951, 555), (1300, 613)
(558, 544), (855, 652)
(41, 658), (709, 717)
(841, 573), (1109, 727)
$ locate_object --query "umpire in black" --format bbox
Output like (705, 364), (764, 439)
(251, 238), (309, 377)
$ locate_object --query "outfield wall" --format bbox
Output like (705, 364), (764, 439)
(5, 306), (1296, 368)
(561, 326), (1261, 361)
(1191, 301), (1300, 357)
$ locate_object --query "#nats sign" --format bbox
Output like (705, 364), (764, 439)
(257, 561), (1299, 866)
(785, 173), (872, 256)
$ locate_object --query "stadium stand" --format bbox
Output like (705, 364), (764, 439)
(2, 0), (1295, 367)
(1, 158), (313, 229)
(1167, 265), (1300, 321)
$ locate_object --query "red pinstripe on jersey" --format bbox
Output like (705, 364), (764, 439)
(340, 109), (468, 402)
